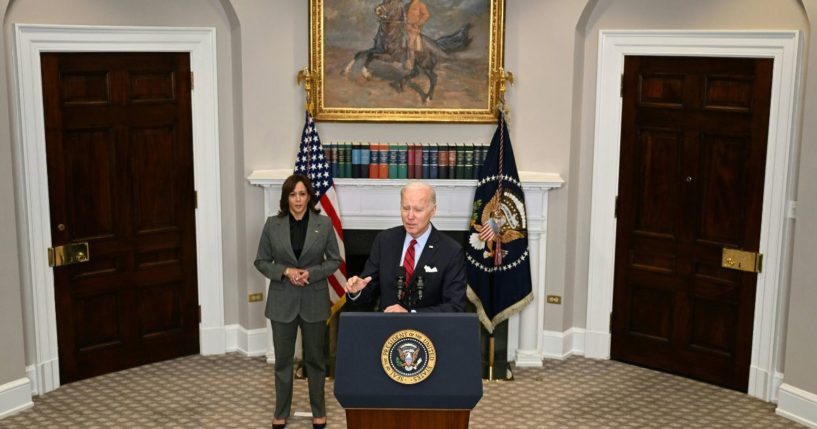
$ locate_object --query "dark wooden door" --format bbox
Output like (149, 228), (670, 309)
(611, 56), (772, 391)
(42, 52), (199, 383)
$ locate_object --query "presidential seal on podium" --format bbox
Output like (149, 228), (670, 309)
(381, 329), (437, 385)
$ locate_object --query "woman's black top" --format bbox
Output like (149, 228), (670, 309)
(289, 210), (309, 259)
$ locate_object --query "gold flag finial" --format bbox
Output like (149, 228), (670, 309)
(297, 68), (315, 115)
(495, 67), (514, 117)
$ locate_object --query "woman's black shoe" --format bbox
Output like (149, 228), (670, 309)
(272, 421), (286, 429)
(312, 424), (326, 429)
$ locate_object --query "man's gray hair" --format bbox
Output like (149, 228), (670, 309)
(400, 180), (436, 206)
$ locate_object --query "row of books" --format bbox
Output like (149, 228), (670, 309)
(323, 143), (490, 180)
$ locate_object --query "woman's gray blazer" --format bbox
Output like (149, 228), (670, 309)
(254, 213), (341, 323)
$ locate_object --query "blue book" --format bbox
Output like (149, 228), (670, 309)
(429, 144), (439, 179)
(330, 143), (339, 178)
(422, 146), (430, 179)
(343, 143), (352, 178)
(361, 145), (370, 178)
(351, 144), (361, 178)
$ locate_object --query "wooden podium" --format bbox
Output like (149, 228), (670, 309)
(334, 313), (483, 429)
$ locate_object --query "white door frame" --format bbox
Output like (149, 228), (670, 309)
(12, 24), (226, 395)
(586, 30), (802, 401)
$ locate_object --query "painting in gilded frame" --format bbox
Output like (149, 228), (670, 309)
(310, 0), (505, 122)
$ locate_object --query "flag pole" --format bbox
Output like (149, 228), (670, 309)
(488, 334), (495, 381)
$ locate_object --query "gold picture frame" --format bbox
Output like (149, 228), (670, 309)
(308, 0), (506, 123)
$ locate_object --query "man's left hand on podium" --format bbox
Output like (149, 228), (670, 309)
(384, 304), (408, 313)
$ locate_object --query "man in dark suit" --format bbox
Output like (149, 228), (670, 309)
(345, 181), (467, 312)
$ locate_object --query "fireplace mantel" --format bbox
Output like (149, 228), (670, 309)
(248, 169), (563, 367)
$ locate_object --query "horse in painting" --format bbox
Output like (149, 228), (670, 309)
(341, 0), (473, 104)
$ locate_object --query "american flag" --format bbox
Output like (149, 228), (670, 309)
(294, 112), (347, 315)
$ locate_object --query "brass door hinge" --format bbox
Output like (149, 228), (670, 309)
(194, 191), (198, 209)
(190, 71), (194, 90)
(198, 305), (202, 323)
(620, 73), (624, 97)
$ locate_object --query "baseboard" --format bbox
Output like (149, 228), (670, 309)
(25, 366), (37, 397)
(199, 325), (227, 355)
(0, 377), (33, 419)
(773, 371), (785, 403)
(542, 328), (586, 360)
(777, 383), (817, 428)
(224, 324), (268, 357)
(583, 329), (611, 359)
(515, 350), (544, 367)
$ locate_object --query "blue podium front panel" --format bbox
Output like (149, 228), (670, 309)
(334, 313), (483, 409)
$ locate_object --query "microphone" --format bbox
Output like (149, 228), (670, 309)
(396, 266), (406, 301)
(416, 275), (424, 302)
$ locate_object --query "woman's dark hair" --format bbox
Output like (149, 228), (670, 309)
(277, 174), (321, 217)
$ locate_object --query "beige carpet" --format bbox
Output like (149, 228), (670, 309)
(0, 353), (801, 428)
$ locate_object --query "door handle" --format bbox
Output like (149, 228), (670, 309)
(721, 248), (762, 273)
(48, 242), (90, 267)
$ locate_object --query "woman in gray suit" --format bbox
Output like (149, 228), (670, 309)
(254, 174), (340, 429)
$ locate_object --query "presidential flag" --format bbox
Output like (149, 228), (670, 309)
(295, 112), (347, 315)
(465, 111), (532, 333)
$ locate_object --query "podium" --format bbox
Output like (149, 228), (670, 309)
(334, 313), (483, 429)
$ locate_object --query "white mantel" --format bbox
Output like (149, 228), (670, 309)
(248, 169), (563, 366)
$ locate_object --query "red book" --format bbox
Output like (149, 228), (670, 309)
(448, 145), (457, 177)
(413, 145), (423, 179)
(378, 144), (389, 179)
(407, 143), (416, 179)
(439, 147), (449, 179)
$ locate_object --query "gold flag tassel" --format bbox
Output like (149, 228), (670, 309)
(491, 68), (514, 266)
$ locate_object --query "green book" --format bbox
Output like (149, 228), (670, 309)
(397, 144), (408, 179)
(455, 144), (466, 179)
(465, 144), (475, 179)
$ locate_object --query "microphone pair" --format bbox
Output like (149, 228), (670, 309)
(396, 266), (424, 303)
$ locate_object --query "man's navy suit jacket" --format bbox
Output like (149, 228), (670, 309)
(356, 225), (467, 312)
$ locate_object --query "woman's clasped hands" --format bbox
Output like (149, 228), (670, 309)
(284, 267), (310, 286)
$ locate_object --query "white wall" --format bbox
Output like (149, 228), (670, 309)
(0, 0), (26, 385)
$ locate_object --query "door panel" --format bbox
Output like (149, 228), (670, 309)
(612, 56), (772, 391)
(42, 52), (199, 383)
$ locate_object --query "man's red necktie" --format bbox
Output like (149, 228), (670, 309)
(403, 239), (417, 285)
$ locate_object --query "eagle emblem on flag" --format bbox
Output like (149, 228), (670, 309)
(469, 185), (527, 261)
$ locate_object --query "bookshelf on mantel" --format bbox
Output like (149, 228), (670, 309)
(247, 169), (563, 367)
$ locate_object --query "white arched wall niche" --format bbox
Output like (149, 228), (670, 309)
(12, 24), (225, 395)
(585, 30), (802, 402)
